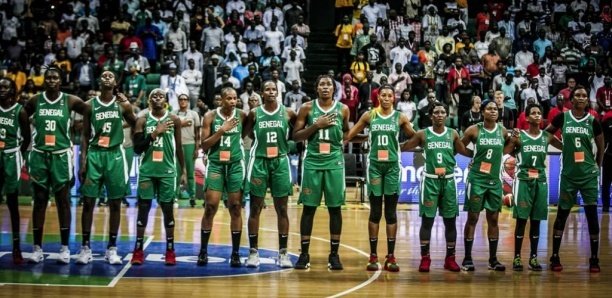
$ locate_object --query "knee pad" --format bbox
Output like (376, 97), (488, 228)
(368, 196), (383, 223)
(553, 208), (571, 231)
(383, 195), (398, 224)
(136, 200), (152, 228)
(584, 205), (600, 235)
(160, 202), (175, 229)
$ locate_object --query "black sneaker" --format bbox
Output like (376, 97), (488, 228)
(512, 257), (523, 271)
(189, 199), (196, 207)
(528, 256), (542, 271)
(122, 198), (130, 207)
(328, 253), (343, 270)
(461, 258), (475, 271)
(294, 253), (310, 269)
(549, 255), (563, 272)
(589, 257), (601, 273)
(488, 258), (506, 271)
(229, 252), (241, 267)
(197, 252), (208, 266)
(98, 198), (107, 207)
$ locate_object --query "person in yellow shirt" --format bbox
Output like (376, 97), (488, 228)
(350, 52), (370, 84)
(6, 63), (26, 92)
(28, 64), (45, 89)
(335, 0), (354, 25)
(335, 15), (354, 73)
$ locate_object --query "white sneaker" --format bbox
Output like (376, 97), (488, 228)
(245, 248), (260, 268)
(278, 249), (293, 268)
(57, 245), (71, 264)
(29, 245), (44, 263)
(105, 247), (123, 265)
(75, 246), (92, 264)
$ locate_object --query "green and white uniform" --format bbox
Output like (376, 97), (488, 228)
(247, 105), (292, 198)
(299, 100), (345, 207)
(81, 96), (129, 199)
(137, 111), (177, 202)
(465, 123), (504, 212)
(558, 111), (600, 209)
(420, 127), (459, 218)
(205, 108), (245, 193)
(367, 109), (400, 196)
(0, 103), (24, 194)
(29, 92), (74, 191)
(512, 130), (549, 220)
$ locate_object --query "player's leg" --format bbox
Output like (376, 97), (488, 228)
(441, 178), (460, 272)
(50, 151), (75, 264)
(295, 168), (324, 269)
(123, 145), (134, 206)
(602, 155), (612, 212)
(3, 152), (24, 263)
(527, 181), (548, 271)
(77, 151), (104, 264)
(582, 182), (601, 272)
(550, 179), (577, 271)
(511, 179), (528, 271)
(28, 150), (51, 263)
(484, 184), (505, 271)
(246, 158), (268, 267)
(199, 162), (224, 266)
(226, 161), (245, 267)
(105, 199), (122, 264)
(103, 148), (129, 265)
(270, 156), (293, 268)
(159, 199), (176, 266)
(462, 181), (484, 271)
(366, 161), (384, 271)
(131, 176), (154, 265)
(182, 143), (196, 203)
(383, 193), (399, 271)
(323, 168), (346, 270)
(418, 177), (438, 272)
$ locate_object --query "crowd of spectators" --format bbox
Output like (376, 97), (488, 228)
(333, 0), (611, 135)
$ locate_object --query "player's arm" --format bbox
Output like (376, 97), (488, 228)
(23, 93), (38, 116)
(399, 112), (417, 139)
(453, 129), (473, 157)
(201, 110), (238, 151)
(193, 113), (201, 160)
(341, 104), (350, 139)
(461, 124), (478, 147)
(593, 119), (605, 167)
(344, 111), (370, 143)
(18, 107), (31, 155)
(172, 114), (187, 185)
(132, 117), (149, 154)
(118, 92), (137, 127)
(79, 102), (92, 183)
(546, 131), (562, 150)
(242, 108), (256, 139)
(545, 112), (563, 134)
(400, 129), (424, 151)
(503, 130), (520, 155)
(292, 102), (316, 142)
(68, 94), (88, 115)
(286, 107), (298, 139)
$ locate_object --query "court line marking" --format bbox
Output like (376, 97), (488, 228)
(108, 236), (153, 287)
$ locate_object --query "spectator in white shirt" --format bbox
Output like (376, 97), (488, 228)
(64, 29), (87, 60)
(182, 41), (204, 73)
(282, 38), (306, 61)
(263, 2), (284, 31)
(161, 63), (189, 110)
(201, 18), (224, 53)
(263, 22), (285, 56)
(181, 59), (203, 109)
(515, 43), (535, 71)
(361, 0), (381, 29)
(240, 82), (261, 113)
(166, 20), (188, 70)
(226, 0), (246, 20)
(389, 38), (412, 69)
(283, 51), (304, 86)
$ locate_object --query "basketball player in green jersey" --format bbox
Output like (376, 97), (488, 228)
(504, 103), (561, 271)
(0, 78), (31, 264)
(242, 81), (297, 268)
(460, 100), (511, 271)
(76, 71), (137, 265)
(24, 67), (88, 264)
(293, 75), (350, 270)
(400, 102), (472, 273)
(199, 87), (247, 267)
(130, 88), (187, 266)
(344, 85), (416, 272)
(546, 85), (604, 272)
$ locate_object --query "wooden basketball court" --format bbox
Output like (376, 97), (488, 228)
(0, 193), (610, 297)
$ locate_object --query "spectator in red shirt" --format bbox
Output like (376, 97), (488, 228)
(340, 73), (360, 122)
(475, 5), (491, 38)
(526, 53), (540, 79)
(596, 77), (612, 113)
(558, 77), (576, 110)
(548, 94), (568, 139)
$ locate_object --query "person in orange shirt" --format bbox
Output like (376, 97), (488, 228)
(56, 23), (72, 45)
(335, 15), (354, 73)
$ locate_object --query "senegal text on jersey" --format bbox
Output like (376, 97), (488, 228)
(95, 111), (120, 121)
(39, 109), (64, 117)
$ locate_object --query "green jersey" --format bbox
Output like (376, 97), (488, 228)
(89, 96), (124, 149)
(0, 103), (23, 150)
(560, 111), (598, 178)
(251, 104), (289, 159)
(139, 111), (176, 177)
(423, 127), (456, 176)
(468, 123), (504, 183)
(33, 92), (71, 151)
(304, 100), (344, 170)
(207, 108), (243, 163)
(516, 130), (548, 181)
(368, 110), (400, 163)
